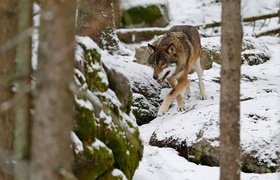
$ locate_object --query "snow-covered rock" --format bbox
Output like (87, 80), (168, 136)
(120, 0), (169, 28)
(73, 36), (143, 179)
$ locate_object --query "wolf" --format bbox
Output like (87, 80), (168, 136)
(148, 25), (206, 116)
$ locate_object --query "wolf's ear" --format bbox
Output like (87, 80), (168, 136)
(148, 44), (156, 52)
(166, 43), (176, 55)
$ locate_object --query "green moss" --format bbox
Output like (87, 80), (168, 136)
(95, 115), (143, 180)
(122, 5), (168, 27)
(74, 141), (114, 179)
(74, 102), (95, 142)
(78, 43), (108, 92)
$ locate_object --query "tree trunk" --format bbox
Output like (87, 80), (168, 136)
(76, 0), (120, 53)
(13, 0), (33, 179)
(0, 1), (18, 179)
(220, 0), (242, 180)
(31, 1), (76, 179)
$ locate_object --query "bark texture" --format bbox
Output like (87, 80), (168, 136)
(0, 1), (18, 179)
(31, 1), (76, 179)
(13, 1), (33, 179)
(220, 0), (243, 180)
(76, 0), (120, 53)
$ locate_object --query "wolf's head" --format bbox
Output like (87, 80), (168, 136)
(147, 43), (178, 83)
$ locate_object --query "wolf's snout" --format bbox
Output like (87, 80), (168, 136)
(153, 75), (158, 80)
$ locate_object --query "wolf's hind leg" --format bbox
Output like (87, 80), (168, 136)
(194, 57), (206, 100)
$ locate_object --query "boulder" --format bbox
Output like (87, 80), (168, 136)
(73, 138), (114, 179)
(103, 65), (133, 114)
(241, 36), (271, 65)
(150, 132), (278, 173)
(120, 0), (169, 28)
(73, 36), (143, 179)
(132, 93), (158, 125)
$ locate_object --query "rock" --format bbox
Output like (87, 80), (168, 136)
(241, 36), (271, 65)
(130, 73), (169, 125)
(134, 35), (164, 65)
(73, 36), (143, 179)
(104, 65), (133, 114)
(120, 0), (169, 28)
(132, 93), (158, 125)
(73, 138), (114, 179)
(134, 45), (153, 66)
(149, 134), (219, 167)
(201, 36), (271, 66)
(201, 37), (221, 68)
(149, 128), (278, 173)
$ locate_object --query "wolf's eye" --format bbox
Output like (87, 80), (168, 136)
(161, 61), (167, 67)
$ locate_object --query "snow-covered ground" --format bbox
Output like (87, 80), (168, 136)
(116, 0), (280, 179)
(132, 36), (280, 180)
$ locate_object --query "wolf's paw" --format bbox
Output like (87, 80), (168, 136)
(199, 95), (207, 100)
(157, 110), (167, 116)
(157, 108), (167, 116)
(177, 106), (187, 112)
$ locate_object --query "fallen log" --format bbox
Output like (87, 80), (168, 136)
(116, 12), (279, 43)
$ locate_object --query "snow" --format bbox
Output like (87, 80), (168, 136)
(71, 132), (84, 153)
(112, 168), (128, 180)
(112, 0), (280, 179)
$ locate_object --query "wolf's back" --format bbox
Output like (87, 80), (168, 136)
(168, 25), (201, 48)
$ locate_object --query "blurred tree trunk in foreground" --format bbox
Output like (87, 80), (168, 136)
(220, 0), (243, 180)
(31, 0), (77, 179)
(76, 0), (120, 53)
(0, 0), (18, 179)
(13, 0), (33, 179)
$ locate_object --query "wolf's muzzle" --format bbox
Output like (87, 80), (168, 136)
(153, 75), (158, 80)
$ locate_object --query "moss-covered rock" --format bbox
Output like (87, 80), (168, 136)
(121, 3), (169, 28)
(78, 42), (108, 92)
(73, 139), (115, 179)
(96, 120), (142, 179)
(74, 101), (95, 142)
(73, 36), (143, 179)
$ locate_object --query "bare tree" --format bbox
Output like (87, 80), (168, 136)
(30, 1), (77, 179)
(76, 0), (120, 53)
(13, 0), (33, 179)
(220, 0), (243, 180)
(0, 1), (18, 179)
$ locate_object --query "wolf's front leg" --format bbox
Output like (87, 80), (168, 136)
(158, 78), (188, 116)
